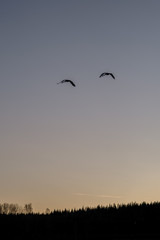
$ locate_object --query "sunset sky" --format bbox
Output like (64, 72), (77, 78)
(1, 0), (160, 213)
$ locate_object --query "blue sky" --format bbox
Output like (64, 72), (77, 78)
(1, 0), (160, 212)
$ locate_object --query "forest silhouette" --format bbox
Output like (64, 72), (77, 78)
(1, 202), (160, 239)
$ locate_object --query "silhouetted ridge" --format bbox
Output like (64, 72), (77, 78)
(1, 202), (160, 239)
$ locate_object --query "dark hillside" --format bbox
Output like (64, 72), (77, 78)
(1, 202), (160, 239)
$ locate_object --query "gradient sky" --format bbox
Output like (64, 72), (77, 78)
(1, 0), (160, 213)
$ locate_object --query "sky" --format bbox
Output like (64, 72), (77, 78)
(1, 0), (160, 213)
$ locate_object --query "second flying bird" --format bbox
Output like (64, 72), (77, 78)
(99, 72), (115, 79)
(57, 79), (76, 87)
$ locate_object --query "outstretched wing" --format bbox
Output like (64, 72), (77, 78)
(57, 80), (65, 84)
(69, 80), (76, 87)
(109, 73), (115, 79)
(99, 73), (106, 78)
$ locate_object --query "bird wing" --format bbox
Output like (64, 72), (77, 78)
(69, 80), (76, 87)
(99, 73), (106, 78)
(61, 79), (67, 83)
(110, 73), (115, 79)
(57, 79), (68, 84)
(57, 81), (62, 84)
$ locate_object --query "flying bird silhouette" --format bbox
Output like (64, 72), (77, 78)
(57, 79), (76, 87)
(99, 72), (115, 79)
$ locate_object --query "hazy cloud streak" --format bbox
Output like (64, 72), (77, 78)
(74, 193), (122, 199)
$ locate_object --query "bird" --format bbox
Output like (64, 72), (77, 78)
(57, 79), (76, 87)
(99, 72), (115, 79)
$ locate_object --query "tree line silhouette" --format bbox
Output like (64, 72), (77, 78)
(1, 202), (160, 239)
(0, 203), (33, 214)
